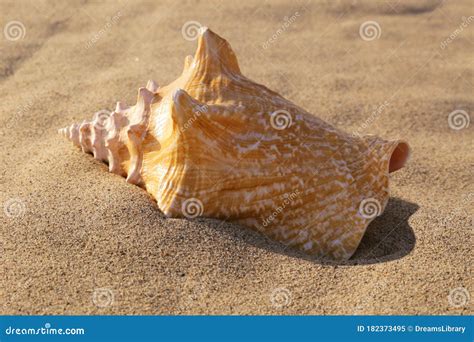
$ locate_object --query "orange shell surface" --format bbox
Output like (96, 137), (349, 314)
(59, 28), (410, 260)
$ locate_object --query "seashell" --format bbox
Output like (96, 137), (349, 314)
(59, 28), (410, 260)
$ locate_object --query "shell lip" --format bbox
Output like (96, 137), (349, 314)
(388, 140), (411, 173)
(345, 139), (411, 261)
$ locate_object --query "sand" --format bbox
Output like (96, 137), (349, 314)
(0, 0), (472, 315)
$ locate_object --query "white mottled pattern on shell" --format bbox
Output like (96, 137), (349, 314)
(59, 28), (408, 260)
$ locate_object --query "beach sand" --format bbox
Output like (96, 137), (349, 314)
(1, 0), (472, 314)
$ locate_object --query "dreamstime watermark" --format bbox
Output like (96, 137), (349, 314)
(358, 198), (382, 219)
(4, 323), (85, 336)
(84, 11), (122, 50)
(3, 20), (26, 41)
(270, 109), (292, 130)
(261, 190), (300, 227)
(3, 198), (26, 218)
(440, 16), (474, 49)
(352, 101), (390, 137)
(448, 287), (470, 308)
(181, 21), (203, 41)
(180, 104), (208, 133)
(262, 12), (300, 49)
(6, 93), (40, 129)
(448, 109), (470, 131)
(93, 109), (113, 130)
(270, 287), (292, 309)
(359, 21), (381, 41)
(92, 288), (114, 308)
(181, 198), (204, 219)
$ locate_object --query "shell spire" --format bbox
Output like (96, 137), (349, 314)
(192, 27), (241, 76)
(59, 28), (410, 260)
(146, 80), (159, 93)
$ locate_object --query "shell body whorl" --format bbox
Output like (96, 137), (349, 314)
(59, 28), (410, 260)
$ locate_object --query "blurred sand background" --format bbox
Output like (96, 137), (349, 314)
(0, 0), (472, 314)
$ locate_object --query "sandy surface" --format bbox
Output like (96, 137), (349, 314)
(1, 0), (472, 315)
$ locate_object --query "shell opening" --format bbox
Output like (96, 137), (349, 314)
(389, 142), (410, 173)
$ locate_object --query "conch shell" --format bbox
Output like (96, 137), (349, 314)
(59, 28), (410, 260)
